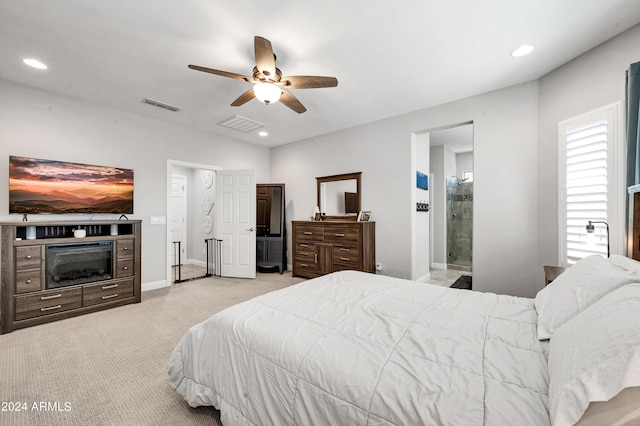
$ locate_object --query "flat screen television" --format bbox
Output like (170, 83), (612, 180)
(9, 156), (134, 214)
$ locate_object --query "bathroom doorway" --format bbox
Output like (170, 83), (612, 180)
(429, 123), (473, 275)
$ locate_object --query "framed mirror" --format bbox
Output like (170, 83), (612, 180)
(316, 172), (361, 220)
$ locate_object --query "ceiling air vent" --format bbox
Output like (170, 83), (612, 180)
(142, 98), (181, 112)
(218, 115), (265, 133)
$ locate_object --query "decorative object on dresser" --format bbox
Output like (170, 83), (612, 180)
(0, 220), (141, 334)
(292, 220), (375, 278)
(256, 184), (286, 273)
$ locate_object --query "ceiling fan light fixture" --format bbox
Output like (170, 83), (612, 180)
(23, 58), (48, 70)
(253, 82), (281, 105)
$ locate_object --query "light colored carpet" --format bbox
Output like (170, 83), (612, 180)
(0, 272), (305, 426)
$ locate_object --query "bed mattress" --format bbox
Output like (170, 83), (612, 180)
(168, 270), (549, 425)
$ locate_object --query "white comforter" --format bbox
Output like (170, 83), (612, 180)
(168, 271), (549, 425)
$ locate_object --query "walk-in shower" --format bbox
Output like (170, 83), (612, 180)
(446, 177), (473, 270)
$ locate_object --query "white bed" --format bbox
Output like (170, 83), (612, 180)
(168, 256), (640, 426)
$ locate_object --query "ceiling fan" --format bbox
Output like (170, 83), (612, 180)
(188, 36), (338, 114)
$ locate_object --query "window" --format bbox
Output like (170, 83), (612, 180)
(558, 103), (623, 266)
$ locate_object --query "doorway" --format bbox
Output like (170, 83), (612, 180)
(429, 123), (474, 283)
(166, 160), (221, 286)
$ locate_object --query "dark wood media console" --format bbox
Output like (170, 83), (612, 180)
(1, 220), (141, 334)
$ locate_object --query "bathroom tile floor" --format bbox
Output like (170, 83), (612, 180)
(427, 268), (472, 287)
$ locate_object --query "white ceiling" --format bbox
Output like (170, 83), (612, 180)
(1, 1), (639, 148)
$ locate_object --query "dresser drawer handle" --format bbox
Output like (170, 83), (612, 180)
(339, 248), (350, 252)
(300, 251), (309, 256)
(303, 232), (313, 235)
(102, 293), (119, 300)
(41, 294), (61, 301)
(300, 263), (308, 267)
(41, 304), (62, 312)
(340, 257), (351, 261)
(300, 244), (309, 248)
(122, 266), (128, 270)
(26, 279), (32, 284)
(123, 247), (129, 251)
(26, 255), (33, 259)
(102, 284), (118, 290)
(335, 233), (345, 237)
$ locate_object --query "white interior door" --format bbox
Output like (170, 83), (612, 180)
(216, 170), (256, 278)
(170, 174), (187, 266)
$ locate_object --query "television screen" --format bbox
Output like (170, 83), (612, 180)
(344, 192), (359, 214)
(9, 156), (134, 214)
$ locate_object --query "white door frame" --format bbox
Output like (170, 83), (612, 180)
(166, 160), (222, 287)
(170, 174), (188, 266)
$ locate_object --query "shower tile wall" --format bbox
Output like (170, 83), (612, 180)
(447, 181), (473, 269)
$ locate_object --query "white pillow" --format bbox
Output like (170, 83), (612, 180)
(534, 255), (640, 340)
(608, 254), (640, 275)
(548, 283), (640, 426)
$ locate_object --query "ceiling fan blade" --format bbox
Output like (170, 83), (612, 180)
(281, 75), (338, 89)
(279, 89), (307, 114)
(188, 64), (253, 82)
(254, 36), (276, 79)
(231, 89), (256, 106)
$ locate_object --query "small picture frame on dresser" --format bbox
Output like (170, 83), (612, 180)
(357, 211), (371, 222)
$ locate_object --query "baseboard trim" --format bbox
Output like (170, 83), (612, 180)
(430, 263), (446, 270)
(142, 280), (168, 292)
(415, 272), (432, 283)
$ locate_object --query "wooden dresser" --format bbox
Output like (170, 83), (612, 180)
(1, 220), (141, 334)
(292, 220), (375, 278)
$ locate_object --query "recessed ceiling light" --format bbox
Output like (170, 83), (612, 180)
(258, 131), (268, 137)
(23, 58), (48, 70)
(511, 45), (534, 58)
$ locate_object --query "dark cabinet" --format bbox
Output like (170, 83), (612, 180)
(256, 184), (286, 273)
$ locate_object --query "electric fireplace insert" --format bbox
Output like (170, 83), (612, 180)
(46, 241), (114, 289)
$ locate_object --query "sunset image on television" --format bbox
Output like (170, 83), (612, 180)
(9, 156), (134, 214)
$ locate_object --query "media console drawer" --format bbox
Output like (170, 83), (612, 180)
(83, 279), (134, 306)
(15, 288), (83, 321)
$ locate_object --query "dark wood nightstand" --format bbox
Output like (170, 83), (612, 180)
(543, 265), (567, 286)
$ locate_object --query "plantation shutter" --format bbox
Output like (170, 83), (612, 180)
(564, 121), (608, 264)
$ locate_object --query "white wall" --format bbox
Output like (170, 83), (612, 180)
(456, 152), (473, 178)
(538, 24), (640, 269)
(412, 132), (430, 280)
(272, 81), (540, 296)
(0, 80), (270, 288)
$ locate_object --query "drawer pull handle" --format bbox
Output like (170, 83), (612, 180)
(26, 279), (32, 284)
(26, 255), (32, 259)
(300, 263), (308, 267)
(315, 254), (318, 263)
(339, 248), (350, 252)
(335, 233), (345, 237)
(102, 293), (119, 300)
(41, 304), (62, 312)
(122, 266), (128, 270)
(41, 294), (62, 301)
(300, 244), (309, 248)
(123, 247), (129, 251)
(300, 251), (309, 255)
(340, 257), (350, 261)
(102, 284), (118, 290)
(303, 232), (313, 235)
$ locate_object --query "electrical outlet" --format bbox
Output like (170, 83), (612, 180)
(376, 263), (382, 272)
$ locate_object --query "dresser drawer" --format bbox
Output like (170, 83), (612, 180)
(293, 259), (317, 277)
(116, 239), (135, 258)
(332, 246), (360, 267)
(15, 269), (42, 294)
(83, 279), (134, 306)
(294, 225), (324, 242)
(15, 245), (42, 270)
(15, 288), (82, 321)
(295, 242), (316, 260)
(115, 259), (134, 278)
(323, 226), (360, 244)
